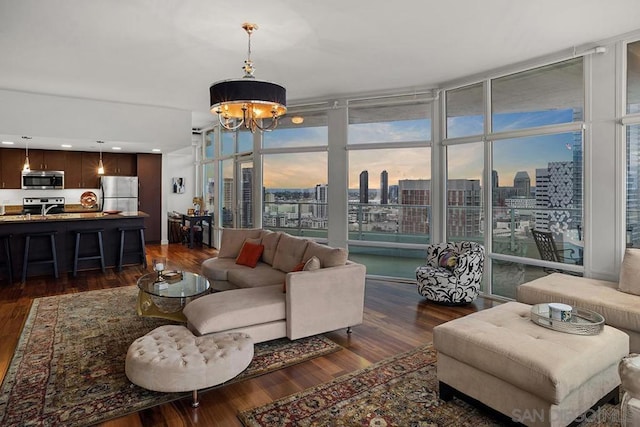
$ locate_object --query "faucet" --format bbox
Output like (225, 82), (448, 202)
(42, 204), (59, 216)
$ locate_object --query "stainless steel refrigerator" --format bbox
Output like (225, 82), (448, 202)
(100, 176), (139, 213)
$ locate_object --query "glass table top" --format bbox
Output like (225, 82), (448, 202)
(137, 271), (210, 298)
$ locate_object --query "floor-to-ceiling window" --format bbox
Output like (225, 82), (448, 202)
(262, 111), (329, 238)
(443, 58), (585, 298)
(626, 40), (640, 247)
(493, 58), (584, 298)
(346, 99), (432, 278)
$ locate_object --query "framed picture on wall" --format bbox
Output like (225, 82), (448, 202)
(172, 177), (185, 194)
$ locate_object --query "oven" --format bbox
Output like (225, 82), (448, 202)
(22, 197), (66, 215)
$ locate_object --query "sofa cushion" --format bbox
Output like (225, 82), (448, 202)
(184, 285), (285, 336)
(235, 242), (265, 268)
(227, 263), (286, 288)
(272, 234), (309, 272)
(303, 241), (348, 268)
(619, 248), (640, 296)
(201, 257), (248, 281)
(517, 272), (640, 333)
(218, 228), (263, 258)
(260, 231), (281, 266)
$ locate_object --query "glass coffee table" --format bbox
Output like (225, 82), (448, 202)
(530, 303), (605, 335)
(137, 271), (210, 322)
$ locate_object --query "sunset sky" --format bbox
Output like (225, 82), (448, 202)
(259, 109), (577, 189)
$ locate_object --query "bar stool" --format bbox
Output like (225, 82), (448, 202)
(72, 229), (106, 277)
(0, 234), (13, 284)
(22, 231), (58, 282)
(118, 226), (147, 271)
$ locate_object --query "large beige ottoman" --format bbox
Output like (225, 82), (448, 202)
(434, 302), (629, 427)
(125, 325), (254, 407)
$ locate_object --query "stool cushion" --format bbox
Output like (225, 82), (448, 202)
(125, 325), (253, 392)
(434, 301), (629, 404)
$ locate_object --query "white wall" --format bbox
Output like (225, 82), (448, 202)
(166, 151), (195, 214)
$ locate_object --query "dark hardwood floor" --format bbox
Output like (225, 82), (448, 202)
(0, 243), (502, 426)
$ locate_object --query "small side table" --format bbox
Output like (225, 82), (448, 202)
(181, 214), (213, 249)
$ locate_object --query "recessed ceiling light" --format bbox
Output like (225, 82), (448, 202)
(61, 144), (72, 148)
(152, 148), (161, 152)
(291, 116), (304, 125)
(112, 147), (122, 150)
(1, 141), (14, 145)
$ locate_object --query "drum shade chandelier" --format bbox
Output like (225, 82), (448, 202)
(209, 23), (287, 133)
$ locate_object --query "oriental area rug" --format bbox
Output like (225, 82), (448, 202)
(0, 286), (341, 427)
(238, 344), (621, 427)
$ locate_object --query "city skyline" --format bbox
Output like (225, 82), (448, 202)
(257, 109), (579, 189)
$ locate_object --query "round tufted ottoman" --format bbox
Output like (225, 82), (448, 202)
(125, 324), (253, 407)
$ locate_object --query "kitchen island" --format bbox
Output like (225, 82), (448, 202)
(0, 211), (149, 280)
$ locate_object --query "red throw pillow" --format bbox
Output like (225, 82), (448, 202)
(235, 242), (265, 268)
(283, 262), (306, 293)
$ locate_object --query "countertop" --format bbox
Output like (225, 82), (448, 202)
(0, 211), (149, 223)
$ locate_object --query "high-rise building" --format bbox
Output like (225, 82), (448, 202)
(627, 123), (640, 245)
(398, 179), (482, 236)
(359, 170), (369, 204)
(223, 178), (234, 227)
(314, 184), (328, 219)
(535, 161), (575, 237)
(447, 179), (482, 238)
(388, 185), (399, 204)
(380, 170), (389, 205)
(241, 167), (253, 227)
(514, 171), (531, 197)
(398, 179), (430, 234)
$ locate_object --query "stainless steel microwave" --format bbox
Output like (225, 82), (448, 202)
(21, 170), (64, 190)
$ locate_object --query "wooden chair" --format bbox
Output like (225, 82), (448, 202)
(531, 229), (581, 274)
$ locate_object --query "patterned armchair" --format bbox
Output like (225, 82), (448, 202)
(415, 241), (485, 305)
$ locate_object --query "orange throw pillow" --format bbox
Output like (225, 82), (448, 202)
(283, 262), (306, 293)
(235, 242), (265, 268)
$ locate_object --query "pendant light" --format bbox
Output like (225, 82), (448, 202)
(97, 141), (105, 175)
(209, 23), (287, 133)
(22, 136), (31, 172)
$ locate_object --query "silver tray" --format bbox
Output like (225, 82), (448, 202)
(530, 303), (605, 335)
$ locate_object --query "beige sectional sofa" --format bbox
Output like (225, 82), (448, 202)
(517, 248), (640, 353)
(183, 228), (367, 343)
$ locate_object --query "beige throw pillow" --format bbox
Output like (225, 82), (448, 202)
(217, 228), (263, 258)
(303, 241), (348, 268)
(619, 248), (640, 296)
(303, 256), (321, 271)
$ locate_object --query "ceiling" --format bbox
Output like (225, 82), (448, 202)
(1, 0), (640, 153)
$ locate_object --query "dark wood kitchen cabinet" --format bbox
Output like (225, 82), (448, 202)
(81, 152), (101, 189)
(0, 148), (24, 189)
(28, 150), (66, 171)
(64, 151), (83, 188)
(137, 153), (162, 242)
(102, 153), (136, 176)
